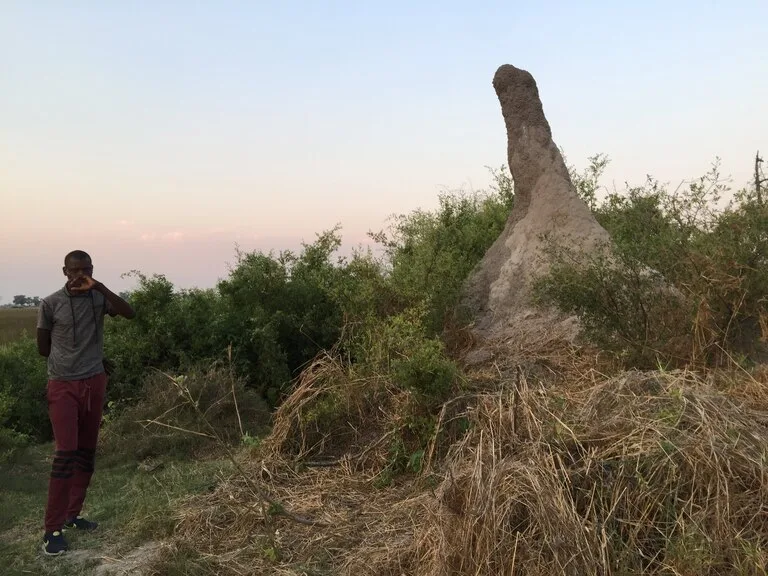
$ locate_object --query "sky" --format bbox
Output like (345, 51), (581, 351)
(2, 1), (766, 302)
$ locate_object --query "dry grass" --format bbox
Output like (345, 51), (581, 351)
(0, 307), (37, 344)
(100, 364), (271, 461)
(150, 335), (768, 575)
(263, 351), (442, 477)
(419, 367), (768, 575)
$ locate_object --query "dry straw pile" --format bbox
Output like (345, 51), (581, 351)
(156, 335), (768, 576)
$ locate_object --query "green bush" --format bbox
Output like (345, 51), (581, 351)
(535, 241), (692, 366)
(0, 426), (29, 463)
(104, 273), (232, 402)
(217, 229), (348, 403)
(352, 306), (457, 400)
(391, 337), (456, 399)
(537, 156), (768, 367)
(0, 388), (30, 462)
(688, 187), (768, 362)
(105, 229), (357, 407)
(371, 166), (514, 334)
(0, 337), (50, 441)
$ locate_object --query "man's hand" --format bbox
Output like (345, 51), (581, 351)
(68, 276), (99, 294)
(67, 275), (135, 319)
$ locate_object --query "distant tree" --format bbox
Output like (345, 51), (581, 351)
(11, 295), (40, 307)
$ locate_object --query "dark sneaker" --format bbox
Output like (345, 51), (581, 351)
(42, 530), (68, 555)
(64, 516), (98, 531)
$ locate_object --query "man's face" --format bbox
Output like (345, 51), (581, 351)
(63, 257), (94, 285)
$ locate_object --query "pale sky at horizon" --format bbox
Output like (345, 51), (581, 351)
(2, 1), (766, 302)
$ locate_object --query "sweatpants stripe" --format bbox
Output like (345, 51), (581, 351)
(50, 471), (74, 479)
(51, 453), (76, 478)
(74, 452), (95, 470)
(52, 457), (75, 465)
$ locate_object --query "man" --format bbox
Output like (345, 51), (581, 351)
(36, 250), (135, 555)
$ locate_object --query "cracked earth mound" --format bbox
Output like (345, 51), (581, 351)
(462, 64), (612, 338)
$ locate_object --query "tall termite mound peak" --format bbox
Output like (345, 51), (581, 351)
(462, 64), (612, 337)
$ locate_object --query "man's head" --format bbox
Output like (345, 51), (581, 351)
(63, 250), (94, 285)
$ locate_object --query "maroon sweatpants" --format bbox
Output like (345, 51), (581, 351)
(44, 372), (106, 532)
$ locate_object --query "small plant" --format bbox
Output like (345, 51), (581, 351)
(0, 426), (29, 464)
(391, 338), (457, 399)
(407, 448), (425, 474)
(241, 432), (262, 448)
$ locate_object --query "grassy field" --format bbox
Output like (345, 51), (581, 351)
(0, 443), (232, 575)
(0, 307), (38, 344)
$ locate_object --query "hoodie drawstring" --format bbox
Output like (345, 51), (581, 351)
(69, 296), (77, 346)
(67, 290), (99, 347)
